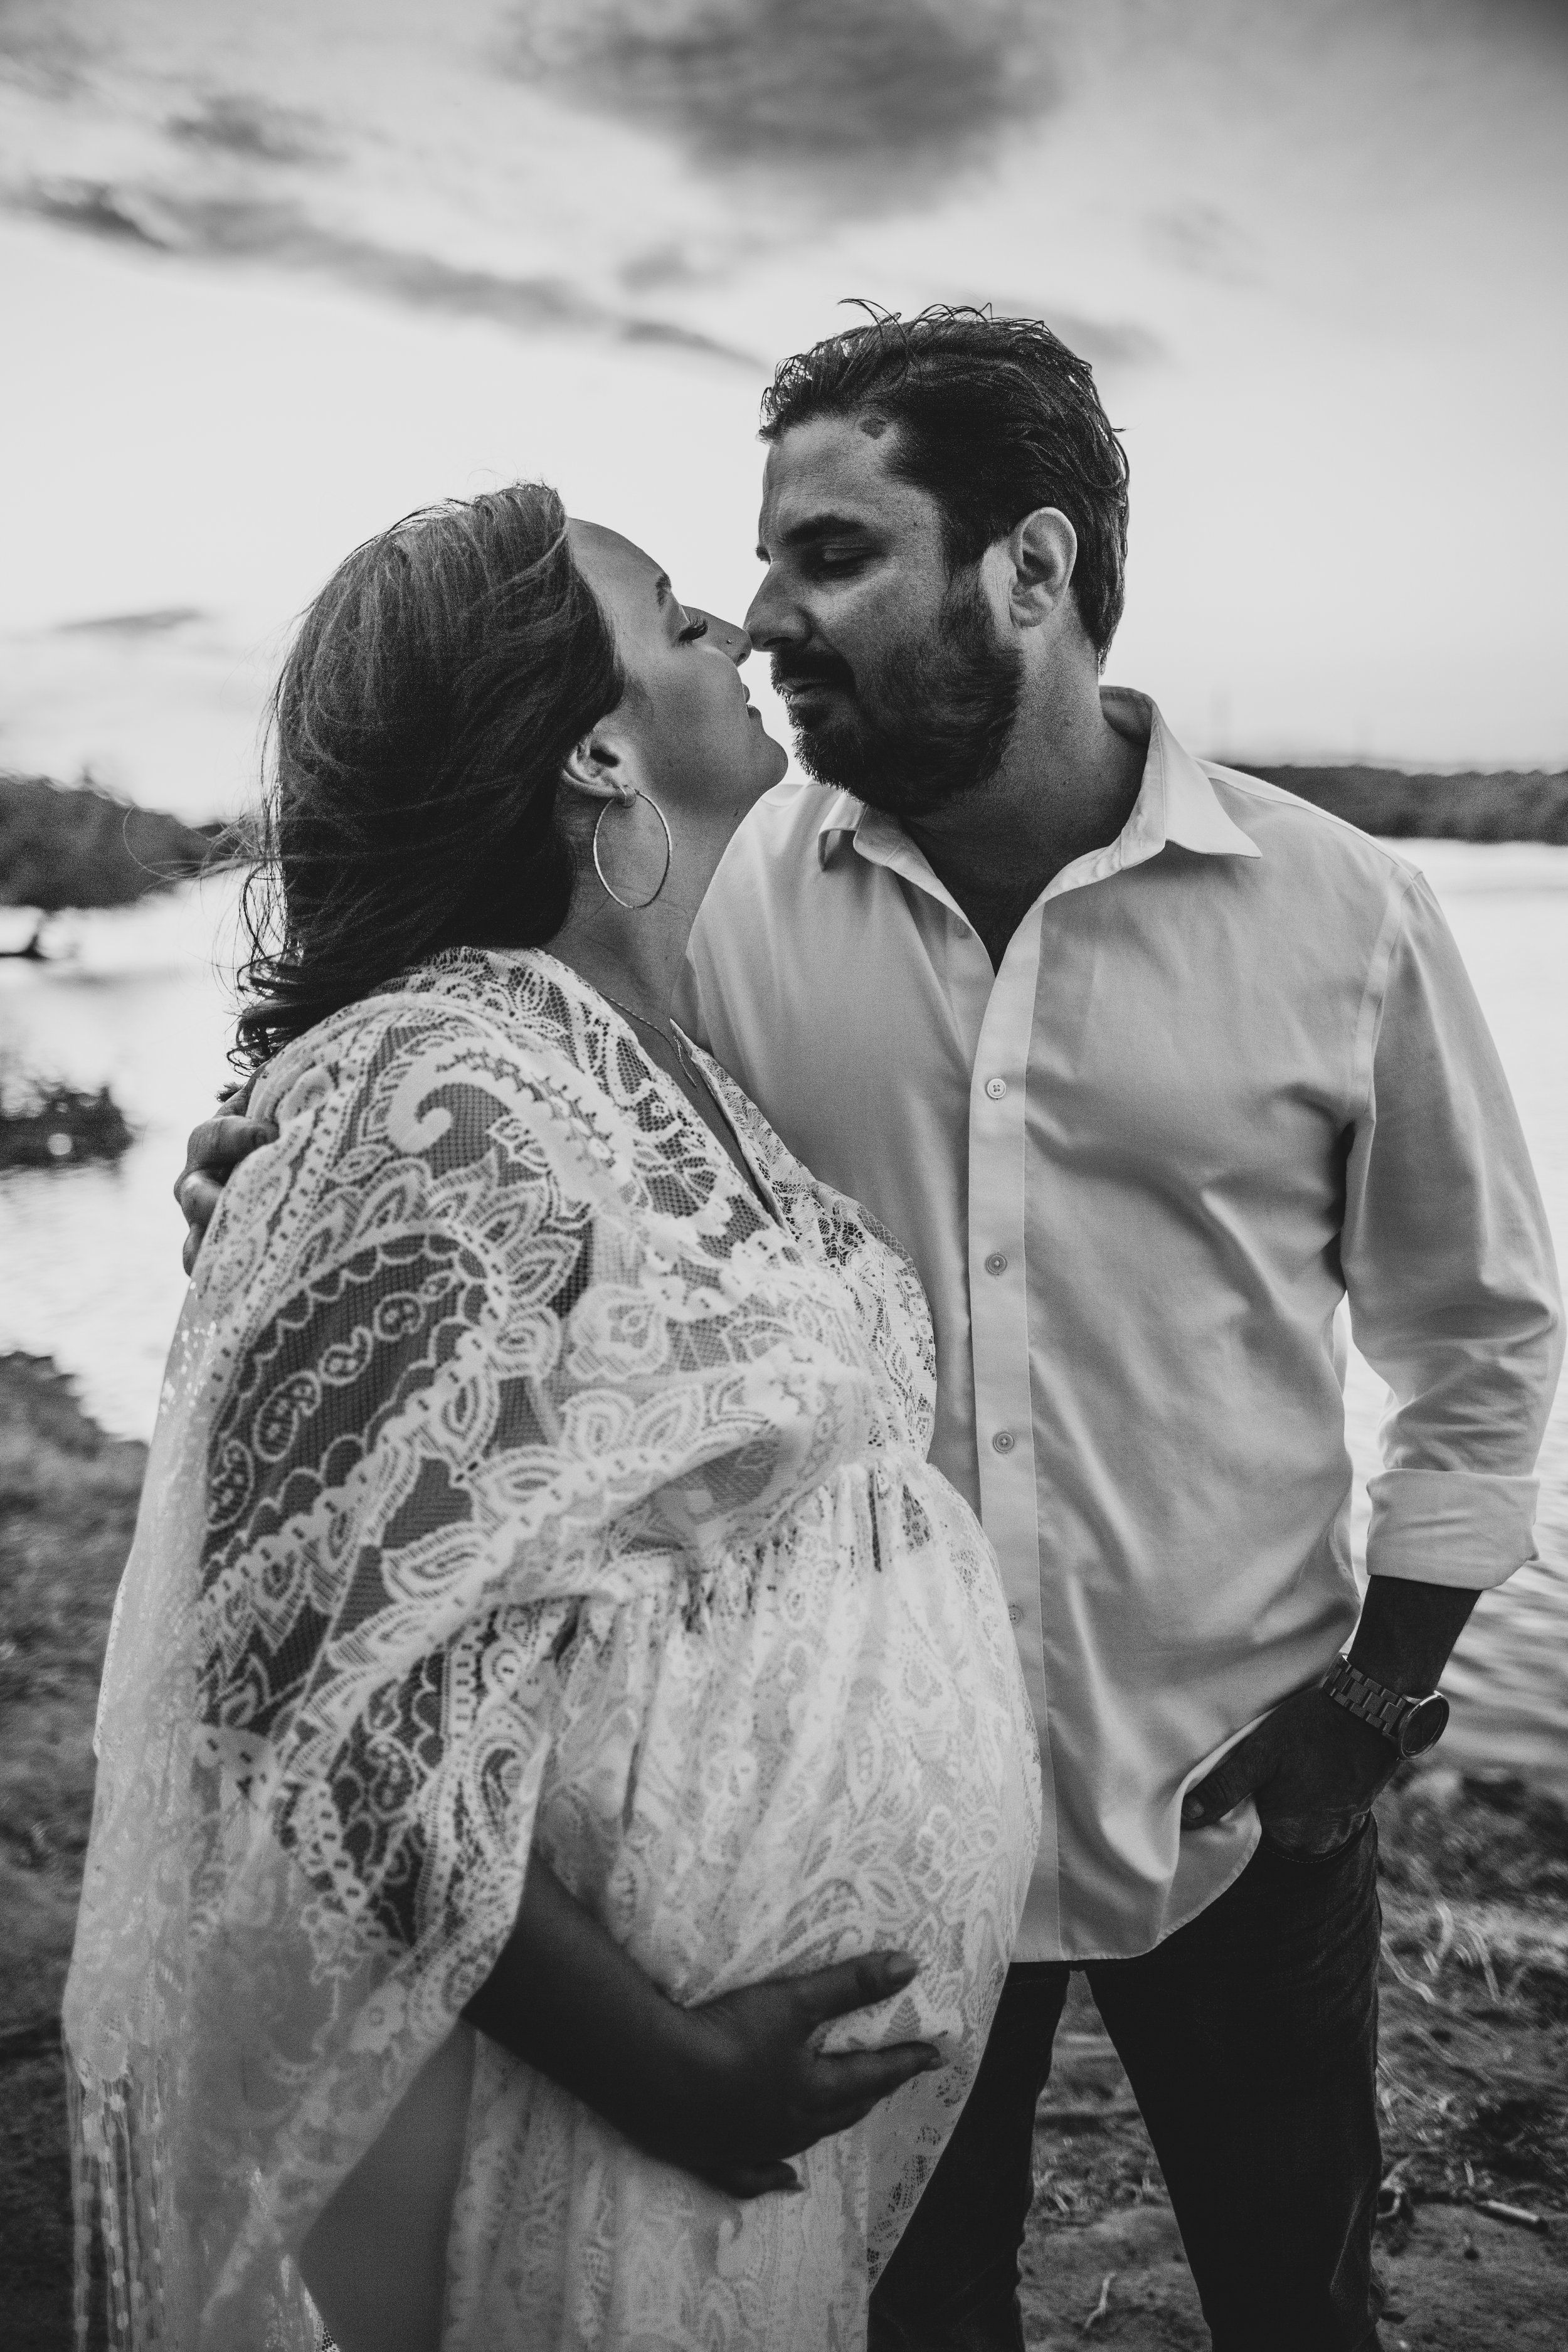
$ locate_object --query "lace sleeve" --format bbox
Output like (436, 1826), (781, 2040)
(66, 980), (882, 2339)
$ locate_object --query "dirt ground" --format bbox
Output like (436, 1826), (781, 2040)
(1020, 1966), (1568, 2349)
(1015, 1754), (1568, 2344)
(3, 1350), (1565, 2350)
(1019, 2197), (1568, 2351)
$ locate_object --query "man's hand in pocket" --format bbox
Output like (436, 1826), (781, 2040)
(1180, 1684), (1391, 1858)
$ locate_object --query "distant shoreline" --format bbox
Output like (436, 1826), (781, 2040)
(4, 768), (1568, 899)
(1230, 764), (1568, 845)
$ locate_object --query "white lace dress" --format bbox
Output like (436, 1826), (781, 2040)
(64, 948), (1041, 2351)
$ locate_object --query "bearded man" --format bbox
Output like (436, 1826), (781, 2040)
(669, 310), (1562, 2351)
(178, 309), (1561, 2352)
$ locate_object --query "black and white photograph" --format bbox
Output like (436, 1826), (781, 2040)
(1, 4), (1565, 2347)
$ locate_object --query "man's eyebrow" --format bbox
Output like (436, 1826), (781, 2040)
(755, 512), (876, 560)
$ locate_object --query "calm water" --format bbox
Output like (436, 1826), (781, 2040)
(2, 843), (1564, 1786)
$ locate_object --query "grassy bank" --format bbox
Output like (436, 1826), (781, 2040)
(1, 1353), (1564, 2348)
(0, 1355), (144, 2352)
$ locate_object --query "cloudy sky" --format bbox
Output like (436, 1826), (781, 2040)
(1, 0), (1564, 813)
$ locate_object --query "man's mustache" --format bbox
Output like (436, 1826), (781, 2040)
(770, 650), (856, 697)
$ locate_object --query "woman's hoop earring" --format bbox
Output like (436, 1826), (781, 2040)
(592, 790), (674, 911)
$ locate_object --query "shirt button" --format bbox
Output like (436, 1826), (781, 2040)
(984, 1251), (1009, 1276)
(1008, 1603), (1024, 1626)
(984, 1077), (1008, 1100)
(992, 1429), (1015, 1454)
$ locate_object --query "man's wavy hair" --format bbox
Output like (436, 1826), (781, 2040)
(235, 483), (622, 1068)
(760, 306), (1130, 662)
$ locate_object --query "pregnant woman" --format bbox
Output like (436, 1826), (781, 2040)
(65, 484), (1039, 2350)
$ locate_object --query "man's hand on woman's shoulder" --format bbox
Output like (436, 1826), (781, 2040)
(174, 1078), (275, 1275)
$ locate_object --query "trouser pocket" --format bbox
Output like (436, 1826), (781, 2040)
(1258, 1809), (1373, 1867)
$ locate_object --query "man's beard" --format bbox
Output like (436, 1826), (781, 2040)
(773, 569), (1022, 822)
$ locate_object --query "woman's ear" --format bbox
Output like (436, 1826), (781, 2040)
(559, 725), (625, 808)
(559, 716), (649, 810)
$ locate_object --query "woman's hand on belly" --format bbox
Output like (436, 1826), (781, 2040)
(648, 1951), (945, 2197)
(464, 1861), (941, 2198)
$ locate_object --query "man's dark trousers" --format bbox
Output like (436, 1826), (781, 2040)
(869, 1820), (1384, 2352)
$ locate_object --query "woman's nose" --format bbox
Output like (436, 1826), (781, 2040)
(697, 610), (753, 667)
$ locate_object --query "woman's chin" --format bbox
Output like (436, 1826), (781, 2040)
(754, 723), (791, 788)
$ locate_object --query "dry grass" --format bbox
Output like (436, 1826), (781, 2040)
(1374, 1768), (1568, 2216)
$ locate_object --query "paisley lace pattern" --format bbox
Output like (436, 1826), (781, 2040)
(64, 948), (1040, 2349)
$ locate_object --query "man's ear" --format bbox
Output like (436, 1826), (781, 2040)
(1005, 507), (1078, 630)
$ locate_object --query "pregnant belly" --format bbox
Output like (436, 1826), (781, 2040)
(532, 1461), (1041, 2060)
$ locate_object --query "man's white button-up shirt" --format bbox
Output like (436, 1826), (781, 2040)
(677, 689), (1563, 1961)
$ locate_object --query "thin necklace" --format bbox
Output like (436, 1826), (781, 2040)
(597, 984), (699, 1078)
(595, 982), (775, 1221)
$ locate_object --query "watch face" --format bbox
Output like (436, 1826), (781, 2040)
(1401, 1694), (1451, 1757)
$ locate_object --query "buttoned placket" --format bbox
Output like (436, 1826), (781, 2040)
(962, 896), (1059, 1939)
(845, 813), (1065, 1943)
(960, 756), (1182, 1950)
(970, 808), (1169, 1534)
(837, 746), (1199, 1954)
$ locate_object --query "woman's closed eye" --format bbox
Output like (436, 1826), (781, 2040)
(678, 612), (709, 644)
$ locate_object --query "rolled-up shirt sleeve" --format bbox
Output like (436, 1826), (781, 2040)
(1343, 872), (1564, 1588)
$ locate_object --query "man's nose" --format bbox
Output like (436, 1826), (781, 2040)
(743, 571), (799, 652)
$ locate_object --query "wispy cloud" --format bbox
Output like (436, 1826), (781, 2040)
(26, 180), (162, 249)
(11, 177), (760, 366)
(0, 1), (90, 99)
(1146, 203), (1260, 289)
(54, 608), (206, 637)
(166, 93), (334, 168)
(511, 0), (1058, 203)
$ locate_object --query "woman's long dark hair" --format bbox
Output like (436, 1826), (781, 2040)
(235, 482), (622, 1067)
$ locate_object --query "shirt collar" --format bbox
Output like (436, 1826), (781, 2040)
(816, 688), (1261, 878)
(1108, 689), (1261, 863)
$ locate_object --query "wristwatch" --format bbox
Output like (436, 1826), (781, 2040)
(1320, 1656), (1449, 1757)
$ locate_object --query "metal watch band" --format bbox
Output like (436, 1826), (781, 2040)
(1321, 1656), (1426, 1742)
